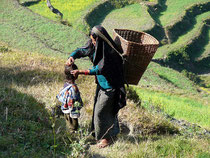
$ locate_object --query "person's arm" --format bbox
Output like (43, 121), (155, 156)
(71, 65), (100, 77)
(66, 47), (90, 66)
(89, 65), (100, 75)
(69, 48), (90, 59)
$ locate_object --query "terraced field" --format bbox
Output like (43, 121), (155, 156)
(0, 0), (210, 157)
(15, 0), (210, 73)
(101, 3), (155, 35)
(20, 0), (100, 32)
(159, 0), (209, 27)
(156, 11), (210, 60)
(0, 0), (88, 57)
(1, 0), (209, 124)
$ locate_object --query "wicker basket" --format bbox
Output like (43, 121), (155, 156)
(113, 29), (159, 85)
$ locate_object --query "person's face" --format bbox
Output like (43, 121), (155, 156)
(90, 35), (96, 46)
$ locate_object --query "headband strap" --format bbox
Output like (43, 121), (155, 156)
(92, 27), (124, 60)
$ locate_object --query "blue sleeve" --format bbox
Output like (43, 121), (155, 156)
(69, 48), (90, 59)
(89, 65), (100, 75)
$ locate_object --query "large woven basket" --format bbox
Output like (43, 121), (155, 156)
(113, 29), (159, 85)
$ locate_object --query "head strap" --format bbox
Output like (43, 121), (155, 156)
(92, 27), (125, 60)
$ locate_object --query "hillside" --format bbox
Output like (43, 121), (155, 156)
(1, 44), (209, 157)
(0, 0), (209, 157)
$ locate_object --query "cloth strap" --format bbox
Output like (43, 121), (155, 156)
(92, 26), (129, 86)
(92, 27), (125, 61)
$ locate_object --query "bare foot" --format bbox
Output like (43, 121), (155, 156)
(97, 139), (112, 148)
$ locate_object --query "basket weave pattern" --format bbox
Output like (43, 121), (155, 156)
(113, 29), (159, 85)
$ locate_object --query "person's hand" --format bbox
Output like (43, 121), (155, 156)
(66, 57), (74, 66)
(71, 70), (79, 78)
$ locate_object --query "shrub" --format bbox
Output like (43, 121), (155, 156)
(166, 47), (190, 65)
(181, 69), (203, 86)
(0, 46), (9, 53)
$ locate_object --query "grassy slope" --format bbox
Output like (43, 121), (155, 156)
(196, 26), (210, 61)
(90, 135), (210, 158)
(101, 3), (155, 35)
(0, 0), (88, 58)
(159, 0), (209, 27)
(134, 87), (209, 128)
(1, 0), (209, 118)
(140, 62), (198, 93)
(0, 46), (62, 157)
(155, 12), (210, 59)
(0, 0), (210, 157)
(139, 62), (210, 128)
(0, 44), (97, 157)
(1, 45), (209, 157)
(1, 0), (209, 127)
(20, 0), (100, 32)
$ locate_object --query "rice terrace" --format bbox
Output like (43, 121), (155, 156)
(0, 0), (209, 157)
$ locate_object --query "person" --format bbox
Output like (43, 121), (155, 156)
(56, 64), (83, 131)
(66, 25), (126, 148)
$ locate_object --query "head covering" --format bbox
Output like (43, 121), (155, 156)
(90, 25), (125, 88)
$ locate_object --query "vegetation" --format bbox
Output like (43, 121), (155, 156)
(0, 0), (210, 157)
(101, 3), (155, 35)
(20, 0), (100, 32)
(159, 0), (209, 27)
(134, 87), (209, 128)
(0, 0), (88, 57)
(0, 44), (94, 157)
(1, 45), (209, 157)
(156, 12), (210, 60)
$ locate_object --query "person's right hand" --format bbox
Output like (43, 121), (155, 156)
(66, 57), (74, 66)
(71, 70), (79, 78)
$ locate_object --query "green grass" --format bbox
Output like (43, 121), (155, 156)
(1, 44), (209, 157)
(126, 136), (210, 158)
(24, 1), (156, 35)
(196, 26), (210, 61)
(20, 0), (100, 32)
(0, 48), (58, 157)
(155, 12), (210, 59)
(90, 135), (210, 158)
(0, 87), (56, 157)
(0, 44), (95, 157)
(101, 3), (155, 35)
(0, 0), (87, 58)
(139, 62), (198, 94)
(0, 0), (210, 157)
(159, 0), (209, 27)
(134, 87), (210, 129)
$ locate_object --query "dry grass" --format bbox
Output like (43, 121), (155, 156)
(1, 44), (209, 157)
(0, 43), (95, 109)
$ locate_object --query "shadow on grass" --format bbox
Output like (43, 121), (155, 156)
(126, 87), (142, 106)
(21, 0), (41, 7)
(158, 74), (178, 87)
(0, 67), (63, 87)
(118, 134), (161, 145)
(146, 0), (167, 42)
(85, 1), (115, 28)
(0, 65), (105, 157)
(90, 154), (106, 158)
(191, 23), (210, 60)
(195, 56), (210, 75)
(149, 0), (167, 26)
(0, 65), (64, 157)
(0, 86), (55, 157)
